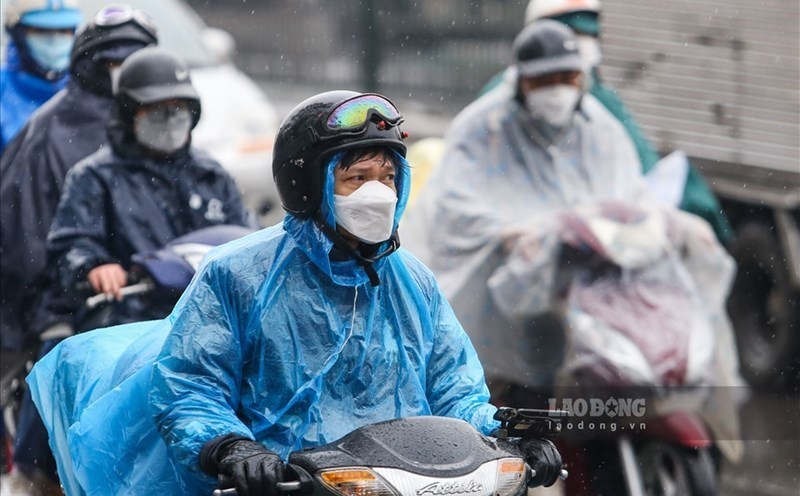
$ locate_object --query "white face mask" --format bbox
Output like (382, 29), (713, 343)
(134, 104), (193, 155)
(334, 180), (397, 244)
(26, 32), (73, 74)
(576, 35), (603, 70)
(525, 85), (582, 127)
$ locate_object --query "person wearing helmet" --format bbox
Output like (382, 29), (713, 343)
(150, 89), (558, 493)
(46, 45), (250, 328)
(403, 19), (650, 398)
(523, 0), (732, 243)
(6, 45), (250, 494)
(23, 90), (563, 494)
(0, 4), (157, 354)
(0, 0), (82, 152)
(0, 7), (156, 492)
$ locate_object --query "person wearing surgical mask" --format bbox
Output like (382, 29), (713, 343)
(133, 99), (195, 157)
(0, 6), (157, 493)
(403, 19), (648, 416)
(333, 147), (399, 246)
(138, 90), (564, 494)
(45, 46), (250, 324)
(520, 70), (584, 131)
(8, 89), (565, 494)
(523, 0), (732, 244)
(512, 21), (593, 143)
(0, 0), (82, 152)
(10, 50), (250, 495)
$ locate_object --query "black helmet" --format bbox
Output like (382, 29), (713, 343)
(115, 46), (201, 127)
(273, 90), (408, 218)
(70, 4), (158, 66)
(513, 19), (583, 78)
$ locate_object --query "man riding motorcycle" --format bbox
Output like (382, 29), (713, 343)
(523, 0), (733, 244)
(26, 90), (563, 495)
(42, 45), (250, 332)
(405, 19), (650, 392)
(1, 4), (158, 353)
(9, 45), (250, 496)
(403, 19), (743, 490)
(1, 8), (157, 493)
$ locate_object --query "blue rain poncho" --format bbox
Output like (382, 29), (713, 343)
(0, 41), (68, 152)
(403, 84), (650, 387)
(28, 152), (498, 495)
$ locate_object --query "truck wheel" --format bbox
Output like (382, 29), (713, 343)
(728, 221), (800, 389)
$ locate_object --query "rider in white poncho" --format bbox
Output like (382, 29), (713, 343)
(403, 20), (742, 458)
(405, 20), (648, 386)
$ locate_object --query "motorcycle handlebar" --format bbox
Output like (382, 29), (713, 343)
(213, 464), (311, 496)
(84, 280), (156, 309)
(530, 468), (569, 481)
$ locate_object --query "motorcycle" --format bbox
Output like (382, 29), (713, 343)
(489, 201), (737, 496)
(213, 408), (567, 496)
(558, 203), (723, 496)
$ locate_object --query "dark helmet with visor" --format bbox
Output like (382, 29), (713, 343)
(115, 46), (201, 128)
(513, 19), (583, 78)
(273, 91), (408, 218)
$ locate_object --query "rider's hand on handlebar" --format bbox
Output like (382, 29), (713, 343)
(202, 435), (286, 496)
(519, 438), (563, 488)
(87, 263), (127, 300)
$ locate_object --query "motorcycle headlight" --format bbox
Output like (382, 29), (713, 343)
(495, 458), (527, 495)
(318, 468), (398, 496)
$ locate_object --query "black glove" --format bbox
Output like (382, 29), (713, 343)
(519, 438), (562, 487)
(201, 434), (286, 496)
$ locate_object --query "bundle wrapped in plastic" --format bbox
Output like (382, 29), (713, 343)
(489, 202), (738, 391)
(488, 201), (743, 459)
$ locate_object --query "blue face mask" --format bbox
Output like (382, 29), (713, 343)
(26, 32), (74, 74)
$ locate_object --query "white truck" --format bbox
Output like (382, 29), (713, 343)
(602, 0), (799, 387)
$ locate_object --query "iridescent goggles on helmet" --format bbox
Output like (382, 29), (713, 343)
(325, 94), (404, 135)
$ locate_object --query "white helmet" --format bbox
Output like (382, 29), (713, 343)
(4, 0), (83, 30)
(525, 0), (601, 24)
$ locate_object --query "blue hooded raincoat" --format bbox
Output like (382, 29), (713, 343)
(28, 153), (498, 495)
(0, 42), (68, 152)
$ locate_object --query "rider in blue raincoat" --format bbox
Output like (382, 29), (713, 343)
(0, 0), (82, 152)
(28, 91), (564, 495)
